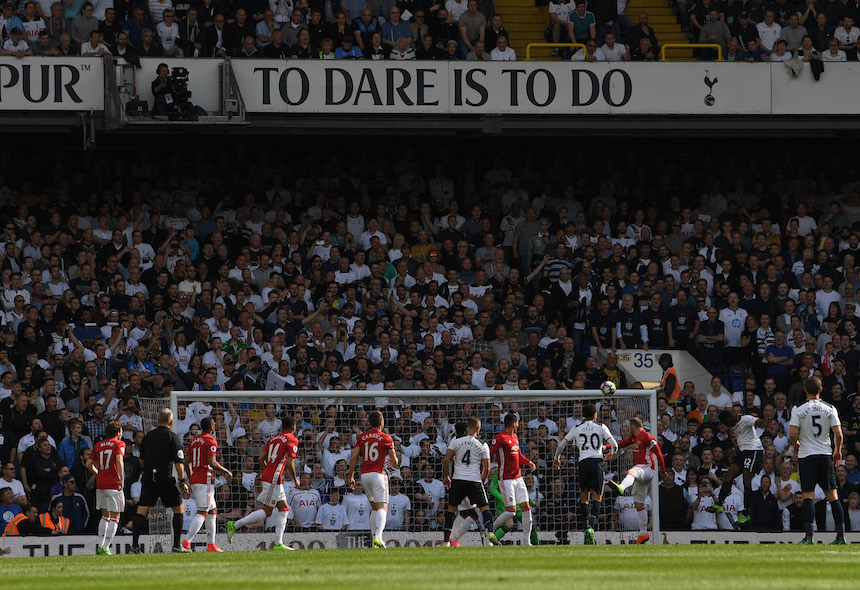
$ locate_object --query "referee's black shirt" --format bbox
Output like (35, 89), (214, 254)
(139, 425), (184, 478)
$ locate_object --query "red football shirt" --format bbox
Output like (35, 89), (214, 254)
(92, 438), (126, 490)
(356, 428), (393, 474)
(188, 433), (218, 485)
(617, 429), (666, 472)
(490, 432), (524, 481)
(261, 432), (298, 485)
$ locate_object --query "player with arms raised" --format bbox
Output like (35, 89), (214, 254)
(441, 417), (493, 546)
(608, 416), (666, 544)
(87, 421), (125, 555)
(789, 377), (846, 545)
(182, 417), (232, 552)
(346, 410), (398, 549)
(716, 409), (775, 522)
(553, 403), (617, 544)
(488, 413), (536, 546)
(227, 416), (299, 550)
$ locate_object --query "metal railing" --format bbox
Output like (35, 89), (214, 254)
(525, 42), (587, 60)
(660, 43), (723, 61)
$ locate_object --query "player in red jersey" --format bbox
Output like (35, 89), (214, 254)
(86, 421), (125, 555)
(346, 410), (398, 548)
(488, 413), (536, 546)
(608, 417), (667, 544)
(227, 415), (298, 550)
(182, 417), (232, 552)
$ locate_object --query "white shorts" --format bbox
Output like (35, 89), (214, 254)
(192, 483), (216, 512)
(629, 466), (655, 504)
(257, 481), (288, 508)
(96, 489), (125, 513)
(361, 471), (389, 505)
(499, 477), (529, 507)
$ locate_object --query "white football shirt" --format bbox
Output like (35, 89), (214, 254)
(789, 400), (840, 459)
(449, 435), (490, 483)
(733, 415), (764, 451)
(563, 420), (617, 461)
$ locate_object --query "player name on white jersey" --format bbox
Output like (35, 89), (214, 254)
(789, 400), (840, 459)
(449, 435), (489, 482)
(563, 421), (616, 461)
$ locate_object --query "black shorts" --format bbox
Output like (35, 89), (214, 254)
(448, 479), (489, 510)
(798, 455), (838, 493)
(578, 457), (605, 493)
(733, 450), (763, 473)
(139, 474), (182, 509)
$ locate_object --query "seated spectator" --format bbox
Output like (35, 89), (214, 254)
(743, 38), (768, 61)
(334, 34), (363, 59)
(137, 27), (162, 55)
(489, 34), (515, 61)
(389, 35), (416, 60)
(571, 38), (605, 61)
(769, 38), (792, 61)
(80, 28), (111, 55)
(0, 27), (31, 57)
(156, 9), (182, 56)
(566, 0), (595, 44)
(630, 37), (658, 60)
(600, 31), (630, 61)
(415, 33), (440, 60)
(290, 27), (316, 58)
(821, 39), (847, 61)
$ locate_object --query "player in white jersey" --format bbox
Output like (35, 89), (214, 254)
(717, 409), (775, 522)
(789, 377), (845, 544)
(441, 418), (493, 546)
(553, 403), (617, 544)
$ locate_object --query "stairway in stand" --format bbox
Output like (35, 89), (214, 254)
(625, 0), (691, 59)
(493, 0), (690, 60)
(494, 0), (550, 59)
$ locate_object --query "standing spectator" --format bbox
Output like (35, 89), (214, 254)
(483, 12), (507, 51)
(69, 1), (97, 45)
(50, 473), (89, 533)
(699, 8), (731, 58)
(98, 7), (121, 45)
(59, 419), (92, 468)
(26, 438), (61, 513)
(288, 473), (322, 529)
(756, 10), (781, 52)
(457, 0), (484, 57)
(148, 0), (171, 23)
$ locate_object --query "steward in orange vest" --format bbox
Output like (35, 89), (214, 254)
(658, 353), (681, 404)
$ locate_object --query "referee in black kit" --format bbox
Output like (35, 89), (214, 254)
(130, 408), (190, 553)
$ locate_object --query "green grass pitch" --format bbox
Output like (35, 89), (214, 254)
(2, 545), (858, 589)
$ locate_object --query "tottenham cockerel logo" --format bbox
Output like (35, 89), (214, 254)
(704, 70), (718, 106)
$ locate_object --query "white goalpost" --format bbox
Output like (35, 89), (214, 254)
(137, 388), (658, 547)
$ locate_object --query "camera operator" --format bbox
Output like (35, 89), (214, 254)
(150, 63), (195, 120)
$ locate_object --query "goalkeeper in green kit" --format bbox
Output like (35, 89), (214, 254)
(489, 468), (539, 545)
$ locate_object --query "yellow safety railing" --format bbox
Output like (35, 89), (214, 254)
(659, 43), (723, 61)
(525, 43), (587, 61)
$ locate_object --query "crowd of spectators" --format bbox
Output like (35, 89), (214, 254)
(0, 0), (520, 62)
(545, 0), (860, 63)
(1, 142), (860, 540)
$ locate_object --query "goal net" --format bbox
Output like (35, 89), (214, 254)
(139, 389), (658, 547)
